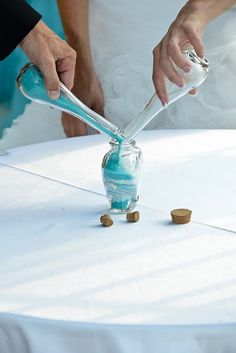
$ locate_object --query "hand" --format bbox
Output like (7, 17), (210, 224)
(62, 65), (104, 137)
(152, 1), (207, 105)
(20, 20), (76, 99)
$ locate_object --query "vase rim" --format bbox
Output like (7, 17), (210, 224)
(109, 139), (136, 147)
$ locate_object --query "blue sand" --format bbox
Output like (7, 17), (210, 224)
(102, 145), (137, 211)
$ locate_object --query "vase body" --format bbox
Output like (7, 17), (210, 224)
(102, 140), (143, 213)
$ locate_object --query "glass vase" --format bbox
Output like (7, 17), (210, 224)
(102, 140), (143, 213)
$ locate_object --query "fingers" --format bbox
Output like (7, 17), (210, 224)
(61, 113), (70, 136)
(74, 121), (87, 136)
(160, 38), (185, 88)
(24, 21), (76, 99)
(153, 41), (184, 105)
(40, 39), (76, 96)
(167, 39), (191, 72)
(152, 55), (167, 105)
(182, 22), (204, 58)
(61, 113), (87, 137)
(38, 58), (60, 99)
(153, 20), (204, 105)
(40, 45), (76, 99)
(189, 88), (198, 96)
(92, 100), (104, 117)
(57, 48), (77, 90)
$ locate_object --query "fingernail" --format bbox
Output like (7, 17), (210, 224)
(178, 82), (184, 88)
(48, 90), (60, 99)
(160, 98), (166, 106)
(184, 66), (191, 73)
(160, 97), (166, 106)
(163, 103), (168, 109)
(190, 91), (198, 97)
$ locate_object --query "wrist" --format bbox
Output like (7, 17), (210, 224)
(187, 0), (233, 24)
(183, 1), (209, 24)
(20, 20), (51, 50)
(20, 20), (40, 44)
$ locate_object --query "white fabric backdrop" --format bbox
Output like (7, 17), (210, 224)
(89, 1), (236, 129)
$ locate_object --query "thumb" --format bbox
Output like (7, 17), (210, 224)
(39, 60), (60, 100)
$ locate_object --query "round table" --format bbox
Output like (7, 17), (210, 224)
(1, 130), (236, 353)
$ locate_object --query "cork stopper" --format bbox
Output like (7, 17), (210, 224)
(100, 214), (113, 227)
(171, 208), (192, 224)
(126, 211), (140, 223)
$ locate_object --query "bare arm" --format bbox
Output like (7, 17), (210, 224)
(57, 0), (94, 76)
(57, 0), (104, 137)
(196, 0), (236, 21)
(153, 0), (236, 104)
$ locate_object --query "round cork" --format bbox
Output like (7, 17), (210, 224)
(126, 211), (140, 223)
(100, 214), (113, 227)
(171, 208), (192, 224)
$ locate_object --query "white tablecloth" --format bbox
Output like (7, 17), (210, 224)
(1, 130), (236, 353)
(2, 130), (236, 230)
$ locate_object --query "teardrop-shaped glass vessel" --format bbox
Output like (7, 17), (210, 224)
(123, 48), (209, 140)
(16, 63), (124, 142)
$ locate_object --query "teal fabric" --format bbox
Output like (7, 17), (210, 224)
(0, 0), (64, 138)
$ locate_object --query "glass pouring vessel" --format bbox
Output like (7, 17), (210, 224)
(16, 63), (124, 142)
(123, 48), (209, 141)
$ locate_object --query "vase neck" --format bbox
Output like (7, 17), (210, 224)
(110, 139), (136, 150)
